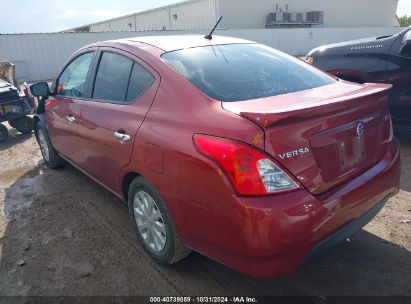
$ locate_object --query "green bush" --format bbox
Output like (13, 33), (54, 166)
(399, 15), (411, 27)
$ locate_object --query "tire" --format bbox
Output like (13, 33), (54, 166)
(0, 124), (8, 143)
(15, 116), (34, 134)
(128, 177), (191, 265)
(35, 121), (66, 169)
(8, 119), (17, 129)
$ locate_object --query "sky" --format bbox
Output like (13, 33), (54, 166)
(0, 0), (410, 34)
(398, 0), (411, 17)
(0, 0), (185, 33)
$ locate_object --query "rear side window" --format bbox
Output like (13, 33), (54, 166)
(162, 44), (335, 102)
(126, 62), (155, 102)
(93, 52), (133, 102)
(93, 52), (155, 103)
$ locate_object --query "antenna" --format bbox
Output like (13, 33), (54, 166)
(204, 16), (223, 40)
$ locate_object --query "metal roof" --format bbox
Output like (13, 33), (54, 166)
(61, 0), (208, 32)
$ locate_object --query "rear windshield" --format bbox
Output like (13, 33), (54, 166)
(162, 43), (335, 102)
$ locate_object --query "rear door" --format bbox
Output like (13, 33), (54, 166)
(46, 51), (95, 164)
(78, 48), (159, 192)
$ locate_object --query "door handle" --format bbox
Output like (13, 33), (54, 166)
(114, 131), (131, 142)
(66, 115), (76, 123)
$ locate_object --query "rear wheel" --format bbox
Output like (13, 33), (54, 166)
(15, 116), (34, 134)
(128, 177), (191, 264)
(0, 124), (8, 143)
(35, 121), (65, 169)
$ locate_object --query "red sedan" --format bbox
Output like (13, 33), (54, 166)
(30, 35), (400, 278)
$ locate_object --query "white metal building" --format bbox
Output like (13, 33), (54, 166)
(65, 0), (400, 32)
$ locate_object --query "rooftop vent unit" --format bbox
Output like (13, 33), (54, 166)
(305, 11), (324, 23)
(290, 13), (303, 23)
(266, 11), (324, 28)
(266, 12), (284, 22)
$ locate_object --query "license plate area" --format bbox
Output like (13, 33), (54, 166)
(310, 112), (384, 182)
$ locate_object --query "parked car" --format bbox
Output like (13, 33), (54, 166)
(30, 35), (400, 278)
(306, 26), (411, 127)
(0, 79), (34, 142)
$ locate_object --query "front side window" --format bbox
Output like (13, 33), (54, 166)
(162, 44), (335, 102)
(56, 52), (94, 98)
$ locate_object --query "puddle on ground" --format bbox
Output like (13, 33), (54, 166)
(1, 166), (45, 219)
(0, 166), (40, 184)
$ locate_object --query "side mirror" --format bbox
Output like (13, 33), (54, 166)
(30, 82), (50, 97)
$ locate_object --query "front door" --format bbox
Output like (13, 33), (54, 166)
(46, 51), (95, 164)
(78, 49), (160, 193)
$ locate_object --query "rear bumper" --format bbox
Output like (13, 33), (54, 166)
(307, 194), (389, 258)
(180, 140), (400, 278)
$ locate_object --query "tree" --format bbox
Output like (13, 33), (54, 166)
(399, 15), (411, 27)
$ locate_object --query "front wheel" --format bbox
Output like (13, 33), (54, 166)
(15, 116), (34, 134)
(0, 124), (8, 143)
(128, 177), (191, 265)
(35, 121), (65, 169)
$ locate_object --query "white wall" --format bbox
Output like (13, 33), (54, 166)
(0, 27), (404, 82)
(219, 27), (404, 56)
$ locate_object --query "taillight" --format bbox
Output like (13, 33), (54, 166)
(193, 135), (300, 196)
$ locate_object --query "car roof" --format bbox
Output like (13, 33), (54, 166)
(103, 35), (255, 53)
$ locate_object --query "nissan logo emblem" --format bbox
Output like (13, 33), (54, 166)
(356, 122), (365, 137)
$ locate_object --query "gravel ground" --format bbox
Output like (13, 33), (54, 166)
(0, 124), (410, 296)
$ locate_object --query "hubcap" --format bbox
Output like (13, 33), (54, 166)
(133, 191), (167, 252)
(38, 129), (50, 162)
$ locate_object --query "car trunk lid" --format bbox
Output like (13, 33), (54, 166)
(222, 81), (392, 195)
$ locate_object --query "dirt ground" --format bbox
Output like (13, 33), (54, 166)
(0, 123), (410, 297)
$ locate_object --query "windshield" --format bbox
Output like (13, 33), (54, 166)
(162, 43), (335, 102)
